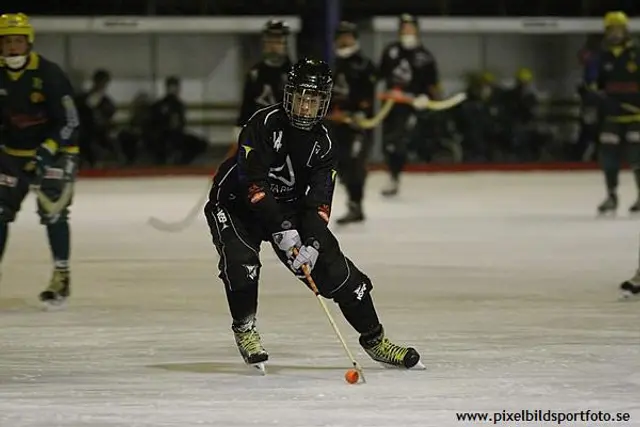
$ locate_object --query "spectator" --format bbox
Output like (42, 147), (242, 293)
(117, 91), (152, 165)
(149, 76), (207, 165)
(75, 69), (116, 167)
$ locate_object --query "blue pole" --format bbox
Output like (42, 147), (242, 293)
(325, 0), (340, 65)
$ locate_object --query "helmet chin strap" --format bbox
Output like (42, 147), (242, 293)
(4, 54), (28, 70)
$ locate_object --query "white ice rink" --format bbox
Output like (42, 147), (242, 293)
(0, 171), (639, 427)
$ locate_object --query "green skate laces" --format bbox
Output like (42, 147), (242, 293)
(366, 337), (409, 365)
(235, 328), (263, 355)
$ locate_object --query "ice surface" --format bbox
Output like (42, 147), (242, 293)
(0, 171), (639, 427)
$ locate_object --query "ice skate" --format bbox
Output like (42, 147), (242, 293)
(233, 320), (269, 374)
(620, 270), (640, 300)
(381, 176), (399, 197)
(39, 269), (70, 310)
(359, 325), (425, 370)
(597, 193), (618, 216)
(336, 202), (365, 225)
(628, 198), (640, 214)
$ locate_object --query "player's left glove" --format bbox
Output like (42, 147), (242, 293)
(33, 140), (58, 178)
(291, 238), (320, 272)
(412, 94), (431, 110)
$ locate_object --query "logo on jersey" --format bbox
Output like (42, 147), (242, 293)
(392, 59), (413, 85)
(256, 84), (276, 107)
(268, 155), (295, 186)
(333, 73), (350, 98)
(273, 130), (283, 151)
(268, 155), (296, 195)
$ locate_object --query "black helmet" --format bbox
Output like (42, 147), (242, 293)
(283, 58), (333, 130)
(335, 21), (358, 39)
(262, 20), (290, 65)
(399, 13), (419, 30)
(263, 19), (290, 37)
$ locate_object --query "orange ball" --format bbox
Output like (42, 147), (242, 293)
(344, 369), (359, 384)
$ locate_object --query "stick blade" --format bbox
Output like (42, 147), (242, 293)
(146, 216), (191, 232)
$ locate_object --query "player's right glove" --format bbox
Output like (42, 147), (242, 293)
(272, 229), (302, 259)
(290, 238), (320, 272)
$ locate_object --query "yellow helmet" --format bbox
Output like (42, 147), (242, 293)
(0, 13), (34, 43)
(604, 11), (628, 28)
(516, 67), (533, 82)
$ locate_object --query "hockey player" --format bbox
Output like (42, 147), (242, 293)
(234, 19), (293, 139)
(378, 13), (440, 196)
(205, 58), (423, 371)
(327, 21), (376, 224)
(0, 13), (79, 307)
(584, 11), (640, 215)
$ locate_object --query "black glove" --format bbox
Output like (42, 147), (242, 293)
(33, 140), (57, 178)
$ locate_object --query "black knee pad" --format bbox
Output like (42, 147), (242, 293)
(331, 272), (373, 305)
(217, 249), (261, 292)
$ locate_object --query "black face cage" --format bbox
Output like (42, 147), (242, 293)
(283, 84), (332, 130)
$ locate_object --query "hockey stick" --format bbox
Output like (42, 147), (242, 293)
(621, 103), (640, 114)
(294, 249), (366, 383)
(0, 155), (73, 216)
(378, 91), (468, 111)
(327, 99), (396, 130)
(146, 181), (211, 232)
(32, 183), (74, 216)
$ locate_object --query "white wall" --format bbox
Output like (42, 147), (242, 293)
(35, 32), (587, 103)
(35, 34), (245, 104)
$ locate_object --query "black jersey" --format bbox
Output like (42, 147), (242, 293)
(0, 52), (79, 156)
(213, 104), (337, 233)
(378, 42), (439, 97)
(331, 52), (377, 116)
(236, 59), (292, 127)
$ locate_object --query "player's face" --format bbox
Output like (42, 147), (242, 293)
(605, 25), (626, 44)
(399, 23), (418, 37)
(335, 33), (356, 50)
(399, 23), (419, 49)
(263, 35), (286, 56)
(1, 35), (29, 57)
(291, 89), (323, 118)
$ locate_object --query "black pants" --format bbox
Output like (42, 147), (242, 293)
(204, 200), (379, 334)
(333, 124), (370, 204)
(598, 121), (640, 193)
(0, 153), (77, 224)
(382, 105), (416, 179)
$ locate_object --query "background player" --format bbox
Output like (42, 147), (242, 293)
(378, 13), (440, 197)
(584, 11), (640, 215)
(0, 13), (79, 308)
(205, 58), (423, 372)
(233, 19), (293, 140)
(327, 21), (376, 225)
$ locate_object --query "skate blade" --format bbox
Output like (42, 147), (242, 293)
(249, 362), (267, 375)
(619, 290), (639, 301)
(377, 360), (426, 371)
(596, 211), (616, 218)
(39, 298), (67, 311)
